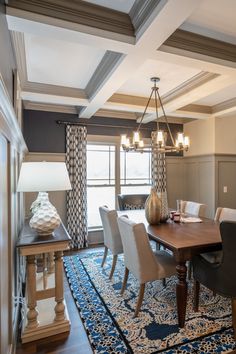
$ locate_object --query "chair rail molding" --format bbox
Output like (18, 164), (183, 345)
(0, 74), (27, 152)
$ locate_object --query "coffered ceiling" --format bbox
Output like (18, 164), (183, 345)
(6, 0), (236, 123)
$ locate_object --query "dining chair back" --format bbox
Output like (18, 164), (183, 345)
(182, 201), (206, 217)
(214, 207), (236, 222)
(99, 206), (123, 279)
(193, 221), (236, 339)
(117, 194), (148, 211)
(117, 215), (176, 317)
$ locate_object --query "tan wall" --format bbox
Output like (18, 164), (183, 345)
(183, 155), (215, 218)
(215, 114), (236, 154)
(184, 117), (215, 157)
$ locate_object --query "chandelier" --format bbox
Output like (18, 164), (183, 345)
(120, 77), (190, 153)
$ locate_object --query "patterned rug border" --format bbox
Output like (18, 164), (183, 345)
(80, 256), (134, 353)
(64, 253), (235, 354)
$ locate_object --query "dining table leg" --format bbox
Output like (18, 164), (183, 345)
(176, 261), (188, 328)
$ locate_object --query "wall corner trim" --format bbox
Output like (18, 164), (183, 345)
(0, 74), (27, 152)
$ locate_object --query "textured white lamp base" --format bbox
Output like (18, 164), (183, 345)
(30, 198), (61, 236)
(30, 192), (56, 214)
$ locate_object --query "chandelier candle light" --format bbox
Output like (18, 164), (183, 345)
(120, 77), (190, 153)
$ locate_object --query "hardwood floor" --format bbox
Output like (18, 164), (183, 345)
(16, 246), (236, 354)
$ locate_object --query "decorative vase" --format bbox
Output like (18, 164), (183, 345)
(29, 201), (61, 236)
(158, 190), (169, 223)
(145, 187), (161, 225)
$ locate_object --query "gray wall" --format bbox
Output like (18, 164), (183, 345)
(183, 154), (236, 218)
(183, 155), (215, 218)
(215, 155), (236, 210)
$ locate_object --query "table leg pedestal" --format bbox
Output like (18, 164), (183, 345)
(176, 262), (188, 328)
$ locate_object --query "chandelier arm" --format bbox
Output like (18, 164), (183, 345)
(137, 87), (154, 132)
(154, 87), (160, 131)
(157, 89), (175, 146)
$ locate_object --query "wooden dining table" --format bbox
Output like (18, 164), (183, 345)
(118, 209), (222, 328)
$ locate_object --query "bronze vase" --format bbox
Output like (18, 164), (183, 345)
(145, 187), (161, 225)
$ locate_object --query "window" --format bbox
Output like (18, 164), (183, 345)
(120, 149), (152, 194)
(87, 143), (152, 229)
(87, 144), (115, 228)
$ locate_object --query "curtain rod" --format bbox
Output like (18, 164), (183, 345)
(56, 120), (154, 131)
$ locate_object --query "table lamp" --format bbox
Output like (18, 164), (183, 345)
(17, 162), (72, 236)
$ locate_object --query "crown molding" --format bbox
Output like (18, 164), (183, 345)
(85, 51), (124, 100)
(212, 97), (236, 117)
(162, 72), (219, 105)
(129, 0), (163, 36)
(10, 31), (27, 85)
(0, 74), (27, 152)
(7, 0), (135, 38)
(162, 29), (236, 63)
(95, 109), (138, 120)
(22, 81), (88, 103)
(23, 100), (77, 114)
(108, 93), (157, 110)
(23, 100), (140, 120)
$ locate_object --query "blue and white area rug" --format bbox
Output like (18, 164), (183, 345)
(64, 252), (236, 353)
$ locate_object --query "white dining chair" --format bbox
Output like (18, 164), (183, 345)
(117, 216), (177, 317)
(99, 206), (123, 279)
(181, 201), (206, 217)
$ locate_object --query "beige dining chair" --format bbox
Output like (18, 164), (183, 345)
(117, 216), (177, 317)
(99, 206), (123, 279)
(181, 201), (206, 217)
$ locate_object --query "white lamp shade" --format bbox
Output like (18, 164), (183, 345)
(17, 162), (72, 192)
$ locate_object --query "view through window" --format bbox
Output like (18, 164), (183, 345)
(87, 144), (151, 228)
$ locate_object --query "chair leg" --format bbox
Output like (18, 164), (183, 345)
(121, 267), (129, 295)
(134, 284), (145, 318)
(188, 261), (192, 280)
(193, 280), (200, 312)
(101, 246), (108, 267)
(156, 242), (161, 251)
(232, 298), (236, 340)
(109, 255), (118, 279)
(162, 278), (166, 287)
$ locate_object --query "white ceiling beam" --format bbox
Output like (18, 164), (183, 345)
(79, 0), (201, 118)
(151, 49), (236, 76)
(6, 7), (134, 53)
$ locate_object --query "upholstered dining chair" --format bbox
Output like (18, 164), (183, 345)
(99, 206), (123, 279)
(200, 207), (236, 265)
(117, 194), (148, 211)
(117, 216), (177, 317)
(181, 200), (206, 217)
(192, 221), (236, 339)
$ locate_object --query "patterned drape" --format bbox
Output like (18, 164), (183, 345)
(66, 125), (88, 249)
(151, 132), (169, 222)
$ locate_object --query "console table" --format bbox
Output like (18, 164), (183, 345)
(17, 221), (71, 343)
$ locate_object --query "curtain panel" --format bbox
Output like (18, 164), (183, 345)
(151, 132), (169, 222)
(66, 125), (88, 249)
